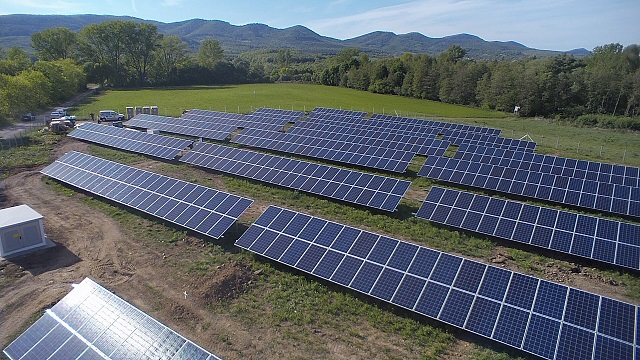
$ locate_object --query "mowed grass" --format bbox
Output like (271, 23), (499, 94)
(74, 83), (506, 119)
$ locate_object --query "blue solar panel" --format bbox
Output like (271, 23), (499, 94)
(180, 142), (409, 211)
(236, 205), (639, 360)
(3, 278), (221, 360)
(232, 128), (415, 173)
(417, 186), (640, 271)
(126, 113), (239, 140)
(40, 151), (252, 239)
(418, 156), (640, 218)
(454, 143), (640, 187)
(287, 123), (448, 156)
(68, 122), (193, 160)
(183, 108), (292, 129)
(442, 130), (536, 152)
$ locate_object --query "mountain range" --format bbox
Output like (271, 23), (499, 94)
(0, 14), (591, 60)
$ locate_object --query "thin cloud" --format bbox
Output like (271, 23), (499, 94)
(161, 0), (185, 6)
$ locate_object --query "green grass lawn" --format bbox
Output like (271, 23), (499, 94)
(73, 83), (507, 119)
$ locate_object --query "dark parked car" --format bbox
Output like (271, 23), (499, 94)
(21, 113), (36, 121)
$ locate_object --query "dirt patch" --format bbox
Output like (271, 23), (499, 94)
(186, 261), (255, 307)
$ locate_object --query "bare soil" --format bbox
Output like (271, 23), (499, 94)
(1, 139), (636, 359)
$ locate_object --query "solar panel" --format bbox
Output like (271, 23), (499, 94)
(40, 151), (253, 239)
(310, 107), (367, 120)
(418, 156), (640, 218)
(287, 125), (448, 156)
(180, 142), (411, 211)
(442, 130), (536, 152)
(183, 109), (288, 130)
(3, 278), (221, 360)
(369, 113), (501, 136)
(126, 113), (238, 140)
(455, 144), (640, 188)
(251, 107), (306, 122)
(232, 128), (415, 173)
(236, 205), (639, 360)
(68, 122), (193, 160)
(417, 186), (640, 271)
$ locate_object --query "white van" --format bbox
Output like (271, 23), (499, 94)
(50, 108), (69, 118)
(99, 110), (125, 122)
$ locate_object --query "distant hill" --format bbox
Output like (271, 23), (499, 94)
(0, 14), (590, 59)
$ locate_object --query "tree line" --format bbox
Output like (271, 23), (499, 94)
(1, 19), (638, 127)
(316, 45), (640, 122)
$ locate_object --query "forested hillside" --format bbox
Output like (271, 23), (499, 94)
(1, 18), (638, 128)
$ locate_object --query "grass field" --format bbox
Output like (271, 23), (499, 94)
(4, 84), (640, 359)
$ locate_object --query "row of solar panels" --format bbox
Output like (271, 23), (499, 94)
(419, 156), (640, 218)
(4, 278), (222, 360)
(456, 143), (640, 187)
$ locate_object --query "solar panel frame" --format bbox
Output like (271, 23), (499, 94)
(180, 142), (410, 211)
(236, 205), (639, 360)
(3, 278), (221, 360)
(418, 156), (640, 218)
(40, 151), (253, 239)
(68, 122), (193, 160)
(232, 128), (415, 173)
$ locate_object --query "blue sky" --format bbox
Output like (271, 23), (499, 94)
(1, 0), (637, 51)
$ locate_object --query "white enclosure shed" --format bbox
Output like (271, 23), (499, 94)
(0, 205), (47, 258)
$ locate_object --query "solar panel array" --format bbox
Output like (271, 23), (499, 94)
(126, 113), (238, 140)
(417, 186), (640, 271)
(236, 205), (639, 360)
(442, 130), (536, 152)
(3, 278), (221, 360)
(369, 113), (501, 136)
(68, 122), (193, 160)
(180, 142), (411, 211)
(232, 128), (415, 173)
(455, 143), (640, 188)
(250, 107), (306, 123)
(292, 116), (442, 137)
(287, 125), (449, 156)
(418, 156), (640, 218)
(183, 109), (288, 130)
(309, 107), (367, 120)
(41, 151), (253, 239)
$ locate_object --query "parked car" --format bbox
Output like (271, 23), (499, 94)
(98, 110), (125, 122)
(21, 113), (36, 121)
(50, 108), (69, 118)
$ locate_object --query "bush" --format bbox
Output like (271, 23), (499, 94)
(575, 114), (640, 131)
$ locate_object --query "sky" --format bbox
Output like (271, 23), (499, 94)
(1, 0), (637, 51)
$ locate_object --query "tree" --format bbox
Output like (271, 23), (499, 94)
(34, 59), (85, 102)
(31, 27), (78, 61)
(152, 35), (188, 85)
(79, 21), (134, 86)
(124, 23), (162, 85)
(0, 70), (51, 118)
(197, 38), (224, 69)
(0, 47), (32, 75)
